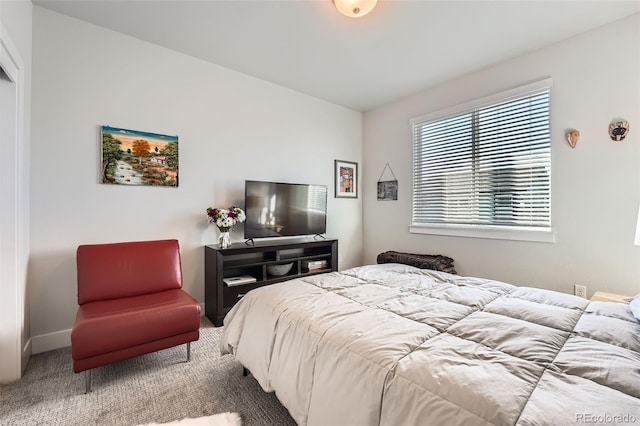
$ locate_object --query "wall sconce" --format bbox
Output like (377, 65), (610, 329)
(333, 0), (378, 18)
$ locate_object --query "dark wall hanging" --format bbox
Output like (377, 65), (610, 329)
(377, 163), (398, 201)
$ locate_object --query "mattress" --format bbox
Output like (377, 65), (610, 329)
(221, 263), (640, 425)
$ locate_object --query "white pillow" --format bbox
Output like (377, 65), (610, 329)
(630, 294), (640, 321)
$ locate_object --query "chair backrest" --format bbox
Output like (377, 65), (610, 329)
(76, 239), (183, 305)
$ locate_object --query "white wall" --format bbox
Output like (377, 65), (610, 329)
(363, 14), (640, 298)
(30, 6), (363, 353)
(0, 0), (32, 381)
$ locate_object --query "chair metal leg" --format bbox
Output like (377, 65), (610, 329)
(85, 370), (92, 394)
(186, 342), (191, 362)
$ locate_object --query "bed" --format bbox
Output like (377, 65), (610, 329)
(221, 263), (640, 425)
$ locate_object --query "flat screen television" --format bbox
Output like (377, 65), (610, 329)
(244, 180), (327, 239)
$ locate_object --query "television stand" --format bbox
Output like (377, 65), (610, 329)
(244, 238), (255, 246)
(204, 238), (338, 326)
(313, 233), (326, 240)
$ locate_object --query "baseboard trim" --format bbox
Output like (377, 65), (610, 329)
(21, 337), (31, 375)
(32, 329), (71, 354)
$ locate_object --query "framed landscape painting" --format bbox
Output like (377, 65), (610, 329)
(334, 159), (358, 198)
(101, 126), (179, 187)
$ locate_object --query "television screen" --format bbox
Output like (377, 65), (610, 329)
(244, 180), (327, 239)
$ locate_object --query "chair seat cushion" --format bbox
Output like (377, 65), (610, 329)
(71, 289), (200, 360)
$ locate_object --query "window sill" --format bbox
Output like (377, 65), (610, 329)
(409, 224), (556, 243)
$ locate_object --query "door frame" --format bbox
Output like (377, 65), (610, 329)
(0, 24), (28, 383)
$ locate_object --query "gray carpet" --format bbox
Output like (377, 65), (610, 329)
(0, 318), (297, 426)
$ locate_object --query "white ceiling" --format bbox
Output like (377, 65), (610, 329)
(34, 0), (640, 112)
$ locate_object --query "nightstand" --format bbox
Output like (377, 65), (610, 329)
(590, 291), (633, 304)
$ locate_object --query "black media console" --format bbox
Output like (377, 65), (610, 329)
(204, 237), (338, 326)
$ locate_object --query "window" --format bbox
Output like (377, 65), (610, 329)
(410, 79), (554, 242)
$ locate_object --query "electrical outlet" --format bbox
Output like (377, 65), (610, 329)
(574, 284), (587, 299)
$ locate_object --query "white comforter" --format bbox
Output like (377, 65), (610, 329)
(221, 264), (640, 426)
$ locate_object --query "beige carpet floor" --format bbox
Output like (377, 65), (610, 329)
(0, 318), (296, 426)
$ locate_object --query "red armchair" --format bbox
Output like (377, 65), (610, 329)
(71, 239), (201, 392)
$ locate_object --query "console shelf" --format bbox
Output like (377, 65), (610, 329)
(204, 237), (338, 326)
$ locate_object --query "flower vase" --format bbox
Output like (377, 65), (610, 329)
(218, 231), (231, 249)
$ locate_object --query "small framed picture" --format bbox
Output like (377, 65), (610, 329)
(377, 180), (398, 201)
(334, 159), (358, 198)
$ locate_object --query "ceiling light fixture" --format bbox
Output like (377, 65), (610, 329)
(333, 0), (377, 18)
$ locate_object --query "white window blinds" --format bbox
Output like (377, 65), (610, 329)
(411, 80), (551, 230)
